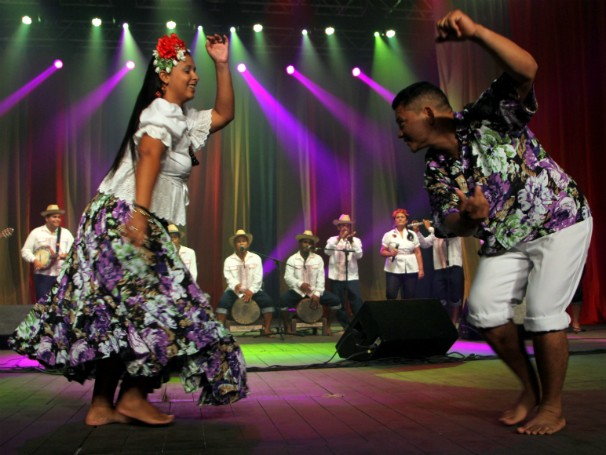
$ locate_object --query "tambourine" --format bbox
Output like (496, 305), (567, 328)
(231, 297), (261, 325)
(296, 297), (323, 324)
(33, 246), (54, 271)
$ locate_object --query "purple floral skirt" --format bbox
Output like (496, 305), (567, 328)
(10, 192), (248, 405)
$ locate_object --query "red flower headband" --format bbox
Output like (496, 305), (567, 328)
(153, 33), (188, 74)
(392, 208), (409, 219)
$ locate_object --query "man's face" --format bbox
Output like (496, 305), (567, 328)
(299, 239), (313, 252)
(394, 104), (431, 153)
(235, 236), (249, 252)
(170, 232), (181, 247)
(337, 223), (351, 236)
(45, 214), (61, 230)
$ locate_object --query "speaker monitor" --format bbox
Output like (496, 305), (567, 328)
(336, 299), (458, 361)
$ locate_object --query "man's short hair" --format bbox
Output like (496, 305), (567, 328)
(391, 81), (452, 112)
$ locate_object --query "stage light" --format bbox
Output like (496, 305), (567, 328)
(325, 27), (335, 36)
(54, 59), (63, 69)
(237, 63), (247, 73)
(125, 60), (135, 70)
(352, 67), (361, 77)
(374, 31), (380, 37)
(253, 24), (263, 33)
(386, 29), (396, 38)
(22, 16), (32, 25)
(286, 65), (295, 75)
(166, 21), (176, 29)
(122, 23), (129, 30)
(197, 25), (203, 31)
(302, 29), (308, 36)
(230, 26), (236, 33)
(92, 18), (102, 27)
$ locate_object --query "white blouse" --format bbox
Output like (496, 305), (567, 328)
(381, 228), (421, 274)
(99, 98), (212, 225)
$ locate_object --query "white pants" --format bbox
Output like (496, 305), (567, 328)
(467, 218), (592, 332)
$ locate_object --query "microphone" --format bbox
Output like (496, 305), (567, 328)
(391, 244), (399, 262)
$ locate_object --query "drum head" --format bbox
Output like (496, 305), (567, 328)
(34, 247), (52, 270)
(231, 298), (261, 325)
(296, 297), (323, 323)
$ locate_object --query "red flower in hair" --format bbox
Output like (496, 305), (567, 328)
(156, 33), (186, 60)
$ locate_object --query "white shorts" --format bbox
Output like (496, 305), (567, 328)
(467, 218), (592, 332)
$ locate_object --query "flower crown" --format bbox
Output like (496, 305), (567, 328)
(152, 33), (188, 74)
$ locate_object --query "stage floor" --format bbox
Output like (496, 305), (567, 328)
(1, 327), (605, 454)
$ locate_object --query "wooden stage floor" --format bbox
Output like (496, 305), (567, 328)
(1, 327), (605, 454)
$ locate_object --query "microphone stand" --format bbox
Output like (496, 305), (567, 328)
(318, 245), (357, 326)
(248, 249), (296, 340)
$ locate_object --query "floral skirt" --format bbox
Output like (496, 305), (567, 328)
(10, 192), (248, 405)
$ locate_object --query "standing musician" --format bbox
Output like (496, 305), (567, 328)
(168, 224), (198, 281)
(412, 219), (464, 325)
(325, 214), (363, 327)
(21, 204), (74, 301)
(380, 208), (424, 300)
(280, 230), (341, 335)
(215, 229), (274, 335)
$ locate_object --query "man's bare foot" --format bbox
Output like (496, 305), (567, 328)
(517, 406), (566, 435)
(499, 391), (538, 426)
(85, 405), (132, 426)
(116, 396), (175, 426)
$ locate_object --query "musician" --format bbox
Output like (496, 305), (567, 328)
(379, 208), (424, 299)
(280, 230), (341, 335)
(215, 229), (274, 335)
(21, 204), (74, 301)
(325, 214), (363, 326)
(412, 219), (464, 324)
(168, 224), (198, 281)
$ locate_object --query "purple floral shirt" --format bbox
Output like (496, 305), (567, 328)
(424, 73), (591, 256)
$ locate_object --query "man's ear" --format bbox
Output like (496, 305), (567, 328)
(423, 106), (436, 124)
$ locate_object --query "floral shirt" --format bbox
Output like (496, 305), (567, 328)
(425, 73), (591, 256)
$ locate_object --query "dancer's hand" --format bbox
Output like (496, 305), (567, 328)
(436, 10), (480, 42)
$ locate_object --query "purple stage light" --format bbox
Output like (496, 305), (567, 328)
(354, 69), (396, 103)
(0, 63), (62, 116)
(237, 63), (247, 73)
(54, 59), (63, 69)
(286, 65), (295, 75)
(352, 67), (361, 77)
(125, 60), (135, 70)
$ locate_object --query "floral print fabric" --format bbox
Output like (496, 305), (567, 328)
(424, 73), (591, 256)
(10, 192), (248, 405)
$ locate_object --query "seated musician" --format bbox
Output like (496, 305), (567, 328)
(168, 224), (198, 282)
(280, 230), (341, 335)
(215, 229), (274, 335)
(21, 204), (75, 301)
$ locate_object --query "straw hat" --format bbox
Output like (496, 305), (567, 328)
(40, 204), (65, 217)
(333, 214), (354, 226)
(295, 230), (319, 244)
(228, 229), (253, 246)
(167, 224), (180, 235)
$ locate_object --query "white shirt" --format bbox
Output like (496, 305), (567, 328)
(21, 225), (75, 276)
(99, 98), (212, 225)
(284, 251), (326, 298)
(177, 245), (198, 281)
(417, 227), (463, 270)
(325, 235), (363, 281)
(223, 251), (263, 296)
(381, 228), (421, 274)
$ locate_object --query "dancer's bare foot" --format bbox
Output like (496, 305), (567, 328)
(499, 390), (538, 426)
(85, 404), (132, 426)
(116, 395), (174, 426)
(517, 406), (566, 435)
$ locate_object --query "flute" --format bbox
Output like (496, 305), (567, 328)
(407, 221), (432, 227)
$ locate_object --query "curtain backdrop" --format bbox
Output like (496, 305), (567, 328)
(1, 1), (604, 323)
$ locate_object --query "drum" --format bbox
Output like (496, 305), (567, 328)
(33, 246), (54, 271)
(231, 297), (261, 325)
(296, 297), (323, 324)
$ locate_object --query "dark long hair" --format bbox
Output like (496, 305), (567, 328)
(108, 56), (163, 175)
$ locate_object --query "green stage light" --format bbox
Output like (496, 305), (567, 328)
(92, 18), (102, 27)
(22, 16), (32, 25)
(253, 24), (263, 33)
(386, 29), (396, 38)
(325, 26), (335, 36)
(166, 20), (176, 30)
